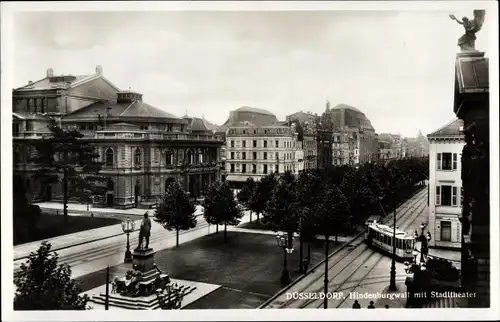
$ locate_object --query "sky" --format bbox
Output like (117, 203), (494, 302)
(11, 5), (494, 138)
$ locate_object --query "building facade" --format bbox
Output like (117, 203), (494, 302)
(225, 124), (302, 185)
(453, 51), (490, 307)
(285, 111), (318, 169)
(322, 103), (378, 166)
(427, 119), (465, 249)
(12, 66), (223, 208)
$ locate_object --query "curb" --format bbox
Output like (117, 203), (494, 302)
(258, 187), (425, 309)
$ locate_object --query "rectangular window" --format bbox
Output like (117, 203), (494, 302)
(242, 152), (246, 160)
(440, 221), (452, 241)
(253, 140), (257, 148)
(231, 152), (234, 159)
(242, 164), (246, 173)
(275, 152), (279, 160)
(264, 141), (268, 148)
(460, 187), (464, 206)
(231, 141), (234, 148)
(230, 164), (235, 173)
(453, 153), (457, 170)
(253, 152), (257, 160)
(437, 153), (441, 170)
(442, 153), (452, 170)
(264, 164), (268, 174)
(436, 186), (441, 205)
(441, 185), (452, 206)
(275, 140), (279, 148)
(275, 164), (279, 173)
(452, 186), (458, 206)
(252, 164), (257, 173)
(243, 140), (246, 148)
(264, 152), (267, 160)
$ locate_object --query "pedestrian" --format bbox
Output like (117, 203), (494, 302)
(352, 300), (361, 309)
(385, 304), (389, 309)
(368, 301), (375, 309)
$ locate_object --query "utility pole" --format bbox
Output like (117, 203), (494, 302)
(105, 265), (110, 310)
(389, 208), (397, 291)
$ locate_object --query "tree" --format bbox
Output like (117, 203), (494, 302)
(30, 124), (106, 224)
(13, 175), (42, 245)
(204, 181), (244, 243)
(154, 182), (197, 247)
(237, 177), (256, 221)
(14, 241), (90, 310)
(314, 184), (350, 244)
(264, 171), (300, 234)
(248, 173), (277, 221)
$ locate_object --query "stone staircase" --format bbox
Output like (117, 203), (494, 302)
(91, 283), (197, 310)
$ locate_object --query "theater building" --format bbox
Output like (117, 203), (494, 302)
(12, 66), (223, 208)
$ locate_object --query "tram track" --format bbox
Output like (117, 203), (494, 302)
(275, 188), (427, 309)
(302, 194), (428, 309)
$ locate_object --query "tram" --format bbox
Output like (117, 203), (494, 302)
(365, 221), (415, 261)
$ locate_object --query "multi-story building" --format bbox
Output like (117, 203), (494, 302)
(427, 119), (465, 249)
(223, 107), (302, 186)
(377, 133), (408, 160)
(285, 111), (319, 170)
(322, 103), (378, 166)
(453, 50), (489, 307)
(12, 66), (223, 208)
(406, 130), (430, 158)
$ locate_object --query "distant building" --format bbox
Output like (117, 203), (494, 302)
(406, 130), (430, 158)
(427, 119), (465, 249)
(377, 133), (407, 160)
(284, 111), (319, 170)
(12, 66), (223, 208)
(323, 103), (378, 166)
(223, 107), (303, 187)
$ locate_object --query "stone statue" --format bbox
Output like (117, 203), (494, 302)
(137, 211), (152, 249)
(449, 10), (486, 52)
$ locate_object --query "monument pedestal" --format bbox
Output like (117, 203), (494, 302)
(132, 248), (168, 296)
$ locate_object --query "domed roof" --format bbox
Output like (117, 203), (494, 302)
(235, 106), (275, 116)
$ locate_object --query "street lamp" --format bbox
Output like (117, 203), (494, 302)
(276, 232), (294, 286)
(121, 218), (136, 263)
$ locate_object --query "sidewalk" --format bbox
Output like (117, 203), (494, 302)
(14, 204), (206, 261)
(35, 202), (149, 216)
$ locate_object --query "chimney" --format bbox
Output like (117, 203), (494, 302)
(46, 68), (54, 77)
(28, 81), (33, 85)
(96, 65), (103, 75)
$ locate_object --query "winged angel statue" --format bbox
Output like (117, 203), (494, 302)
(449, 10), (486, 52)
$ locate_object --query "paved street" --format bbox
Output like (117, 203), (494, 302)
(14, 209), (251, 278)
(78, 230), (346, 309)
(261, 187), (463, 309)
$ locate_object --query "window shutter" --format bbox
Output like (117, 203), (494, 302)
(452, 186), (458, 206)
(436, 186), (441, 205)
(437, 153), (441, 170)
(453, 153), (457, 170)
(460, 187), (464, 206)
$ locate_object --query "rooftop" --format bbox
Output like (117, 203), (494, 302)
(63, 99), (183, 121)
(235, 106), (275, 116)
(427, 119), (464, 138)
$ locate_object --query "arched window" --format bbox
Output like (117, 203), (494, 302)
(135, 148), (141, 167)
(187, 149), (194, 165)
(198, 149), (204, 164)
(106, 148), (114, 167)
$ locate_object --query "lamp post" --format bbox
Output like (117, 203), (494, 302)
(121, 218), (135, 263)
(276, 232), (294, 286)
(389, 206), (397, 291)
